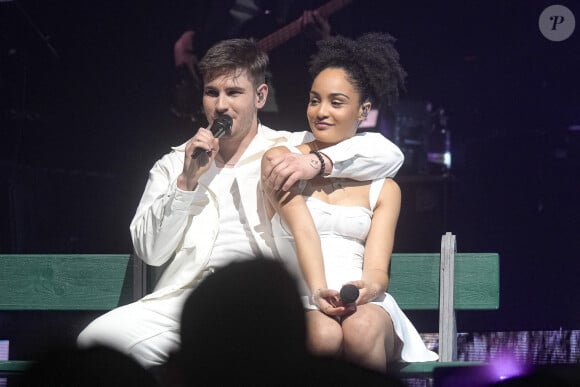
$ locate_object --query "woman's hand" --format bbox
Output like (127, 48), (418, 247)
(311, 288), (344, 316)
(343, 280), (380, 305)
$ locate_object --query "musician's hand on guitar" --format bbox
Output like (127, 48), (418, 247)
(301, 10), (331, 41)
(174, 30), (198, 73)
(173, 30), (204, 123)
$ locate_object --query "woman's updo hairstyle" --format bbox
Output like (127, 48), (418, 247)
(308, 32), (406, 108)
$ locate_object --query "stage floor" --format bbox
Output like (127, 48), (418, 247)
(403, 330), (580, 386)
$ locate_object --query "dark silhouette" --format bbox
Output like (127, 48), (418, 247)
(176, 257), (405, 386)
(18, 345), (159, 387)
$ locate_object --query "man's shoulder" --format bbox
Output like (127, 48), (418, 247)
(258, 124), (309, 144)
(170, 140), (189, 152)
(149, 141), (187, 169)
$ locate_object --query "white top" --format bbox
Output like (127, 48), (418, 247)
(209, 166), (260, 268)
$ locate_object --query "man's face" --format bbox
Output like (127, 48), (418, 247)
(202, 69), (260, 142)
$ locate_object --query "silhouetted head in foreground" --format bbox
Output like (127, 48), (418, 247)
(178, 257), (404, 386)
(179, 258), (306, 383)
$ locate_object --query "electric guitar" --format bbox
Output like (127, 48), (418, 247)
(257, 0), (353, 52)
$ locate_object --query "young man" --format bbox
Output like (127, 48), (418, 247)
(77, 38), (404, 368)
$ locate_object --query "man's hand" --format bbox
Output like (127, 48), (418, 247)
(263, 152), (329, 191)
(177, 127), (219, 191)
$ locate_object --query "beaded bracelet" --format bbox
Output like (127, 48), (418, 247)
(309, 150), (326, 176)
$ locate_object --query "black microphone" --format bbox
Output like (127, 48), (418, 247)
(339, 284), (359, 306)
(192, 115), (233, 158)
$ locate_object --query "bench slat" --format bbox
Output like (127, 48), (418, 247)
(0, 360), (33, 373)
(389, 252), (499, 310)
(389, 253), (440, 309)
(0, 255), (133, 310)
(397, 360), (485, 375)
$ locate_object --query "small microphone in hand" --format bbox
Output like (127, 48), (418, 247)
(192, 115), (233, 158)
(339, 284), (359, 306)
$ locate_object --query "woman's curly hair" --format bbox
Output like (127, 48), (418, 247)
(308, 32), (406, 108)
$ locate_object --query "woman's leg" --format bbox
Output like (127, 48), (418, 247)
(341, 304), (400, 373)
(305, 310), (344, 358)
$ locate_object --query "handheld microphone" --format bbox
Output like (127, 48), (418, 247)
(339, 284), (359, 306)
(192, 115), (233, 158)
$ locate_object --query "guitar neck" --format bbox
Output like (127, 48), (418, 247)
(257, 0), (352, 53)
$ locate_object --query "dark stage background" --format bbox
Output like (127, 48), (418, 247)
(1, 0), (579, 343)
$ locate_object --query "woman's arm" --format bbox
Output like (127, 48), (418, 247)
(261, 146), (328, 294)
(356, 178), (401, 304)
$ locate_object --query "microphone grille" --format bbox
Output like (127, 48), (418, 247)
(340, 284), (359, 304)
(212, 115), (233, 137)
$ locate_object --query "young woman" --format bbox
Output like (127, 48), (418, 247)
(261, 33), (438, 372)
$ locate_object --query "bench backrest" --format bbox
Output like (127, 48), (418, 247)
(0, 254), (144, 310)
(0, 250), (500, 312)
(389, 252), (500, 310)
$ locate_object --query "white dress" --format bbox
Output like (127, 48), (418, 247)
(271, 176), (439, 362)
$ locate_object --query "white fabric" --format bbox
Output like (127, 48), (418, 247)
(77, 124), (405, 368)
(271, 151), (437, 362)
(207, 167), (259, 268)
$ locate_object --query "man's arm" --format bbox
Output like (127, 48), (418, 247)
(262, 131), (404, 191)
(322, 132), (404, 178)
(130, 154), (204, 267)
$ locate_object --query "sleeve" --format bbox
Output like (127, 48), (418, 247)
(321, 132), (404, 180)
(129, 154), (206, 266)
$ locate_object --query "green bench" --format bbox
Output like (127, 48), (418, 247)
(0, 253), (146, 379)
(390, 232), (500, 379)
(0, 232), (499, 381)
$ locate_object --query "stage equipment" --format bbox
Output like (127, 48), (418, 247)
(393, 100), (452, 176)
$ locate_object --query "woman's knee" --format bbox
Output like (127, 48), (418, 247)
(306, 313), (343, 355)
(342, 307), (391, 354)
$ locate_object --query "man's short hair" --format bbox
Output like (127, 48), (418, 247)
(199, 38), (269, 87)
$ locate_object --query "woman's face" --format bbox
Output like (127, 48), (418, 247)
(307, 67), (367, 145)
